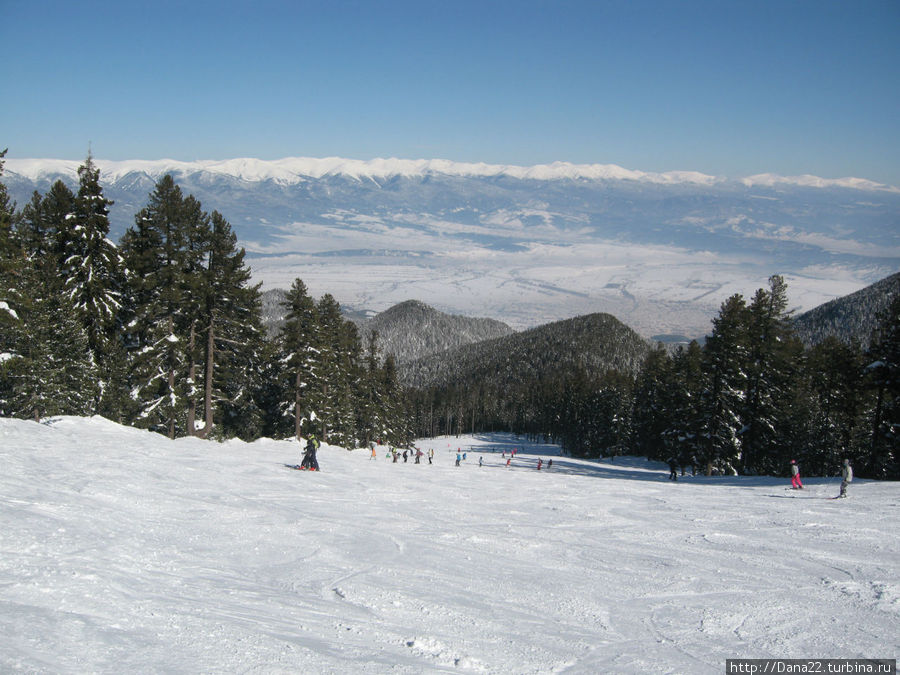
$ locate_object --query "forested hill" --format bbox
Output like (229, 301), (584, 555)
(261, 293), (514, 363)
(792, 271), (900, 347)
(362, 300), (515, 364)
(400, 312), (650, 389)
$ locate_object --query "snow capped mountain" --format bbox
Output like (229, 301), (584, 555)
(4, 156), (899, 337)
(11, 156), (898, 190)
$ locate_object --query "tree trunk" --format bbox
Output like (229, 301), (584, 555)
(201, 319), (214, 438)
(187, 323), (198, 436)
(295, 370), (302, 441)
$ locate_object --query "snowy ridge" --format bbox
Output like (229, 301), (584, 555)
(6, 156), (897, 191)
(741, 173), (899, 193)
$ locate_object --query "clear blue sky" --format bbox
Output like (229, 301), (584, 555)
(3, 0), (899, 183)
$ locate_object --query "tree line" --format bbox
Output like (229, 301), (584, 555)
(0, 150), (407, 447)
(405, 275), (899, 480)
(2, 149), (896, 479)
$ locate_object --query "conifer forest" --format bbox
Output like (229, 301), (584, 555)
(1, 150), (897, 479)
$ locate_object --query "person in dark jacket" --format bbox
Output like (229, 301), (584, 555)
(301, 434), (320, 471)
(667, 457), (679, 481)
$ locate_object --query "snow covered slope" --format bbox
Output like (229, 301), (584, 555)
(2, 417), (897, 673)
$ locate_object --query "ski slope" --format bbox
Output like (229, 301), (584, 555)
(1, 416), (897, 673)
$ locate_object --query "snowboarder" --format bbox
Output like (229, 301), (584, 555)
(403, 450), (408, 463)
(667, 457), (678, 481)
(547, 458), (553, 470)
(839, 458), (853, 498)
(790, 459), (803, 489)
(479, 456), (483, 467)
(300, 434), (320, 471)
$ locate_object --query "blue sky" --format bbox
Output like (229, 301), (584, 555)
(3, 0), (899, 183)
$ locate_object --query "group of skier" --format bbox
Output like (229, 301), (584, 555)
(788, 458), (853, 498)
(297, 438), (855, 499)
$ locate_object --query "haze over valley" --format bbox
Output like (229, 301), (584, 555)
(6, 156), (898, 338)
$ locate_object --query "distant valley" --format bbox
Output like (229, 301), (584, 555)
(5, 156), (899, 338)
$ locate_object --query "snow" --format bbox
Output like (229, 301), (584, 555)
(6, 156), (897, 191)
(1, 301), (19, 320)
(2, 416), (897, 673)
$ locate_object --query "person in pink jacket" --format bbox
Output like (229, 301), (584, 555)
(790, 459), (803, 489)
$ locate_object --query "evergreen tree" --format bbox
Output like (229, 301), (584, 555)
(62, 155), (127, 413)
(862, 294), (900, 478)
(3, 293), (97, 421)
(696, 294), (748, 475)
(666, 340), (705, 470)
(741, 275), (801, 474)
(0, 148), (26, 412)
(120, 175), (191, 438)
(802, 336), (866, 475)
(189, 210), (266, 439)
(631, 345), (675, 459)
(42, 180), (77, 277)
(358, 331), (386, 446)
(277, 278), (320, 440)
(314, 293), (361, 446)
(17, 191), (51, 262)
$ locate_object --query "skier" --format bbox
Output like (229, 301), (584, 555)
(370, 442), (377, 460)
(455, 452), (461, 467)
(403, 449), (408, 463)
(301, 434), (320, 471)
(547, 458), (553, 470)
(839, 458), (853, 498)
(537, 458), (543, 471)
(667, 457), (679, 481)
(479, 456), (483, 467)
(506, 458), (511, 468)
(428, 449), (434, 465)
(790, 459), (803, 489)
(415, 448), (423, 464)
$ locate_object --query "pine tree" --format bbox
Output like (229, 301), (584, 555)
(667, 341), (705, 470)
(62, 155), (127, 413)
(631, 345), (674, 459)
(697, 294), (748, 475)
(278, 278), (320, 440)
(4, 293), (97, 421)
(741, 275), (801, 474)
(314, 293), (361, 446)
(802, 336), (866, 475)
(0, 148), (26, 413)
(188, 210), (266, 439)
(358, 330), (385, 446)
(42, 180), (77, 280)
(862, 294), (900, 478)
(120, 175), (191, 438)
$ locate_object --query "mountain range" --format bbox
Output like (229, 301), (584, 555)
(4, 156), (899, 338)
